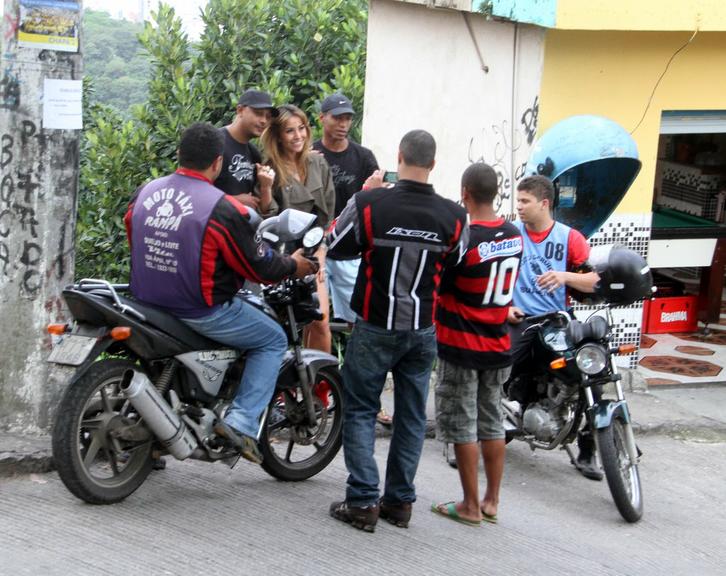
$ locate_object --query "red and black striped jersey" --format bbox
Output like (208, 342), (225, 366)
(436, 218), (522, 369)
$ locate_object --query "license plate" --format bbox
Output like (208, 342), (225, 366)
(47, 335), (97, 366)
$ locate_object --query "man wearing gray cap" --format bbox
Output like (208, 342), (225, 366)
(313, 93), (378, 327)
(215, 89), (279, 215)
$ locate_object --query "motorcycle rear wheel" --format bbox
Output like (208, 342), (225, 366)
(597, 417), (643, 523)
(260, 366), (343, 481)
(52, 359), (154, 504)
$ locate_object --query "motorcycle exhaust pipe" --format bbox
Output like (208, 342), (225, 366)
(120, 369), (197, 460)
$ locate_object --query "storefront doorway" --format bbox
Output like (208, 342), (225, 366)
(639, 111), (726, 386)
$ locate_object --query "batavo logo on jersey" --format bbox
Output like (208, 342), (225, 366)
(477, 237), (523, 262)
(386, 227), (441, 242)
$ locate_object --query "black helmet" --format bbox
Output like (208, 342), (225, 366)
(589, 245), (654, 305)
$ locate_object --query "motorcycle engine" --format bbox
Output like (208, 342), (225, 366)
(522, 401), (560, 442)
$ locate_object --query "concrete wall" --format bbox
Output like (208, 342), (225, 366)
(555, 0), (726, 31)
(363, 0), (544, 212)
(538, 30), (726, 215)
(491, 0), (726, 31)
(0, 0), (81, 433)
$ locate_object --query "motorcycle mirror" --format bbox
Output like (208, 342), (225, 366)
(275, 209), (317, 242)
(302, 227), (324, 249)
(256, 214), (280, 244)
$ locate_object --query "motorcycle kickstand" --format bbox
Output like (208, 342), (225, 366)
(563, 444), (578, 467)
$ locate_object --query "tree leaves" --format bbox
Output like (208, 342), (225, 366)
(76, 0), (368, 282)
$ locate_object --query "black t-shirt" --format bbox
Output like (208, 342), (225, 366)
(214, 127), (262, 196)
(312, 139), (378, 217)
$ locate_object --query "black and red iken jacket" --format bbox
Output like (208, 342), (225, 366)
(327, 179), (468, 331)
(124, 169), (296, 318)
(436, 219), (523, 369)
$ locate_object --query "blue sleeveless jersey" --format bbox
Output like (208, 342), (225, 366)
(513, 220), (571, 315)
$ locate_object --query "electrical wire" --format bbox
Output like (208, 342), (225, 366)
(630, 28), (698, 135)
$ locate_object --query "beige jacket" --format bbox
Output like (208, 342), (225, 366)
(272, 154), (335, 228)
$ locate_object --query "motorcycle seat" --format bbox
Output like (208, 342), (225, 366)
(112, 294), (230, 351)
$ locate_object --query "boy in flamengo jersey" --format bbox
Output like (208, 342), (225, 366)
(432, 162), (522, 526)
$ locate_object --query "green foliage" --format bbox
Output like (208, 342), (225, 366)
(83, 10), (150, 114)
(77, 0), (369, 282)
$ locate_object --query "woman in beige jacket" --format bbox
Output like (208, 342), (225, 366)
(261, 104), (335, 353)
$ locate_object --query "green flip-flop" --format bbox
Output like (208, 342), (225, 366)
(481, 510), (498, 524)
(431, 502), (481, 527)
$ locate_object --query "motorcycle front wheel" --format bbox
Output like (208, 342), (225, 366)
(597, 417), (643, 523)
(52, 359), (154, 504)
(260, 366), (343, 481)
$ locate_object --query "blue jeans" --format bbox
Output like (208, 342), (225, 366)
(181, 296), (287, 438)
(341, 320), (437, 506)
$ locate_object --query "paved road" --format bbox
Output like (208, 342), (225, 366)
(2, 433), (725, 576)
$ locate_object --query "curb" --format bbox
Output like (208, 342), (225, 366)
(0, 422), (435, 477)
(3, 418), (724, 477)
(0, 446), (54, 477)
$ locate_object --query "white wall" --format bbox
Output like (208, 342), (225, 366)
(363, 0), (544, 212)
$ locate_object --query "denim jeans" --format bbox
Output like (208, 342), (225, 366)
(341, 320), (437, 507)
(181, 296), (287, 438)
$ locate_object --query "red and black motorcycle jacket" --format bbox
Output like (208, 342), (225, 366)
(326, 179), (468, 331)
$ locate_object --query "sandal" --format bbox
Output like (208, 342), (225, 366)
(376, 409), (393, 426)
(431, 502), (481, 527)
(480, 509), (498, 524)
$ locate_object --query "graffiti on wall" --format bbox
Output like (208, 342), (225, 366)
(1, 121), (45, 297)
(467, 95), (540, 214)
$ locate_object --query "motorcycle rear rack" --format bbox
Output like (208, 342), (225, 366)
(75, 278), (147, 323)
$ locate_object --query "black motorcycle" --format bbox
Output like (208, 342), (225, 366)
(48, 209), (343, 504)
(502, 246), (654, 523)
(503, 307), (644, 523)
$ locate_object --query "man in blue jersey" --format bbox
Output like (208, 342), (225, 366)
(507, 175), (601, 480)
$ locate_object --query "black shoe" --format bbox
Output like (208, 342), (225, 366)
(379, 499), (412, 528)
(575, 431), (603, 481)
(213, 421), (263, 464)
(329, 501), (379, 533)
(152, 457), (166, 471)
(575, 455), (604, 481)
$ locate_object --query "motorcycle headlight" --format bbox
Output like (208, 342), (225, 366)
(575, 344), (608, 375)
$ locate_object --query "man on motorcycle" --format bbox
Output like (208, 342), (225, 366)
(125, 122), (317, 464)
(507, 175), (602, 480)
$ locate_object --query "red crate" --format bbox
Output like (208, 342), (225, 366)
(643, 296), (698, 334)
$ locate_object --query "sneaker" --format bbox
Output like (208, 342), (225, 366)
(379, 499), (412, 528)
(329, 501), (379, 533)
(213, 421), (263, 464)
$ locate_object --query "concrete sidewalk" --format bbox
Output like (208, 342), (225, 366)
(2, 369), (726, 476)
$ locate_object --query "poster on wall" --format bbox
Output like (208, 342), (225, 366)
(43, 78), (82, 129)
(17, 0), (80, 52)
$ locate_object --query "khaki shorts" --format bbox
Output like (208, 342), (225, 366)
(434, 359), (511, 444)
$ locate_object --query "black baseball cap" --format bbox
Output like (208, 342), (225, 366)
(320, 93), (354, 116)
(238, 89), (279, 116)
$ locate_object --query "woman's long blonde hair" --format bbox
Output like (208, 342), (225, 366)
(261, 104), (312, 188)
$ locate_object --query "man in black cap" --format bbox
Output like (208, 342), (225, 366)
(313, 93), (379, 327)
(313, 93), (379, 219)
(215, 89), (279, 214)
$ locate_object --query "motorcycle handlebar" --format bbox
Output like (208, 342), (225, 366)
(524, 310), (571, 325)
